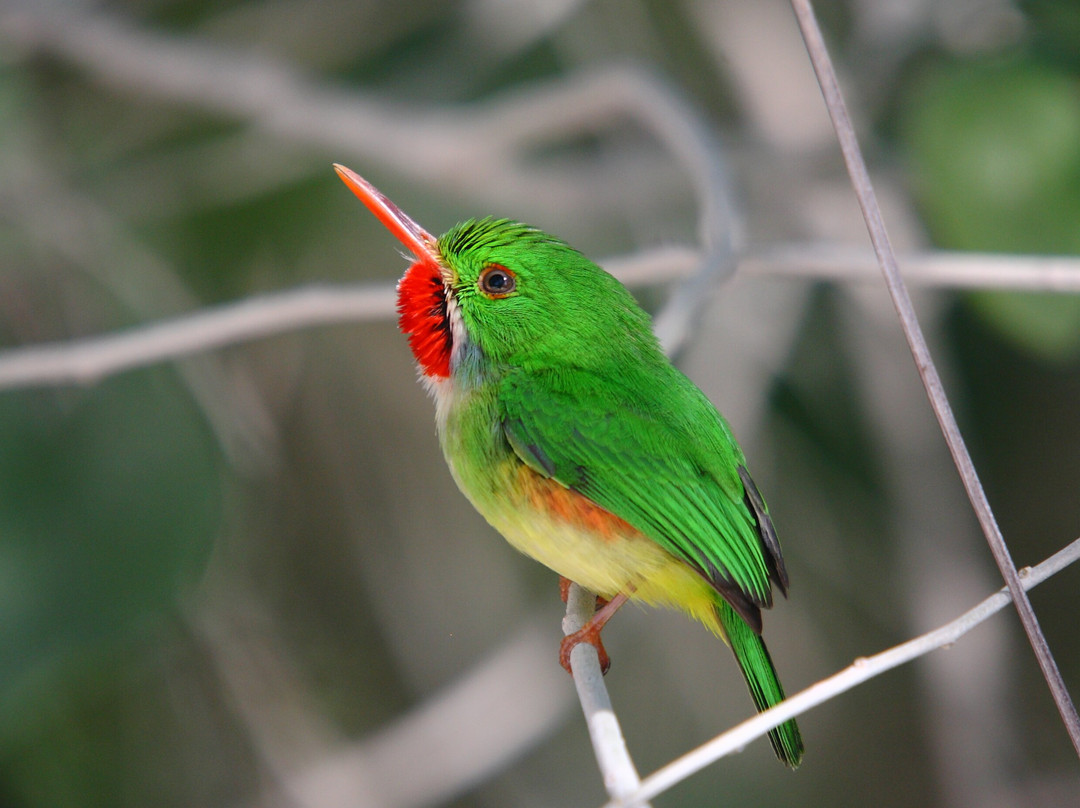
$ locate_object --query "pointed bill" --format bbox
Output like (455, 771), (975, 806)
(332, 164), (438, 263)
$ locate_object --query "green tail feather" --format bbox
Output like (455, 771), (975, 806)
(717, 600), (804, 768)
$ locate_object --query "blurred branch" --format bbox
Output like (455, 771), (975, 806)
(0, 1), (736, 357)
(201, 605), (573, 808)
(605, 536), (1080, 808)
(791, 0), (1080, 755)
(3, 245), (1080, 391)
(0, 283), (394, 389)
(615, 67), (735, 358)
(741, 245), (1080, 292)
(0, 160), (281, 469)
(287, 622), (573, 808)
(563, 584), (651, 807)
(0, 4), (717, 220)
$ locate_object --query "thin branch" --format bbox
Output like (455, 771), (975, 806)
(604, 537), (1080, 808)
(4, 246), (1080, 391)
(1, 165), (281, 469)
(1, 2), (734, 359)
(0, 6), (720, 226)
(741, 244), (1080, 292)
(563, 584), (651, 807)
(627, 79), (737, 358)
(791, 0), (1080, 755)
(0, 284), (394, 390)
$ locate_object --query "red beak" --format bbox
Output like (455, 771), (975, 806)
(333, 164), (439, 264)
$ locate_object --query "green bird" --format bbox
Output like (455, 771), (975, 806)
(334, 164), (803, 767)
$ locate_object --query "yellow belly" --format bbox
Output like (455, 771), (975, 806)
(436, 384), (724, 636)
(471, 461), (725, 637)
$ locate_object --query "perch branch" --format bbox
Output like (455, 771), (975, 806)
(563, 583), (651, 807)
(604, 537), (1080, 808)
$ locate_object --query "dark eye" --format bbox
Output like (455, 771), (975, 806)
(479, 264), (516, 297)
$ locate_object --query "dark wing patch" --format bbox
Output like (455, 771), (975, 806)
(738, 465), (789, 595)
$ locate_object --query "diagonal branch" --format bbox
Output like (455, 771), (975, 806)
(790, 0), (1080, 756)
(604, 537), (1080, 808)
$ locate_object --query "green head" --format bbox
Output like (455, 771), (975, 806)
(334, 164), (660, 382)
(435, 217), (658, 372)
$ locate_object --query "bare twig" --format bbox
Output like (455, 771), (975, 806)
(616, 244), (1080, 291)
(0, 284), (393, 390)
(790, 0), (1080, 755)
(740, 244), (1080, 291)
(605, 537), (1080, 808)
(2, 170), (284, 470)
(3, 246), (1080, 391)
(625, 78), (736, 358)
(0, 5), (720, 228)
(563, 584), (650, 807)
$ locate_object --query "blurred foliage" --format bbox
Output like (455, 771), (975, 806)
(0, 375), (222, 806)
(0, 375), (219, 685)
(899, 47), (1080, 359)
(0, 1), (1078, 807)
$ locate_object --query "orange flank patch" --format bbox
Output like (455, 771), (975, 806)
(517, 466), (638, 542)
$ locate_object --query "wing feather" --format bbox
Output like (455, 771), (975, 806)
(499, 367), (787, 629)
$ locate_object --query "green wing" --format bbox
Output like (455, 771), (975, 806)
(499, 366), (788, 631)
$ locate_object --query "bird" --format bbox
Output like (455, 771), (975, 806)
(334, 163), (803, 767)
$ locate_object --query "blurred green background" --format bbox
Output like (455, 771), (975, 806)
(0, 0), (1078, 806)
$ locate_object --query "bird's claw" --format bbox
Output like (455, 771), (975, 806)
(559, 625), (611, 675)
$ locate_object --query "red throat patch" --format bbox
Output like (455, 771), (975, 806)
(397, 259), (452, 379)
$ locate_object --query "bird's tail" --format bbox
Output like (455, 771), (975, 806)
(717, 599), (804, 768)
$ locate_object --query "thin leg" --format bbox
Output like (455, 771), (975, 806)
(560, 591), (629, 675)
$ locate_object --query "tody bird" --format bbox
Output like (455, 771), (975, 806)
(334, 164), (803, 767)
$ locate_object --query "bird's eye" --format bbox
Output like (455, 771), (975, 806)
(479, 264), (517, 297)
